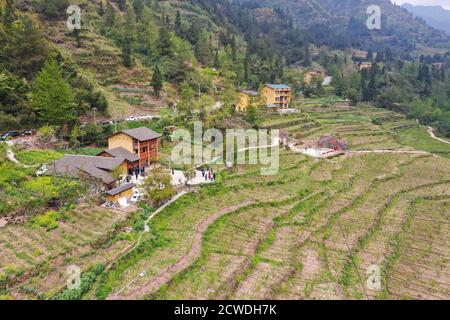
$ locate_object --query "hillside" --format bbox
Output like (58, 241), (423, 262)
(402, 3), (450, 36)
(1, 0), (450, 303)
(227, 0), (450, 54)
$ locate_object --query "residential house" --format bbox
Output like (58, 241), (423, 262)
(106, 183), (135, 204)
(358, 62), (373, 71)
(262, 84), (291, 112)
(107, 127), (162, 168)
(303, 71), (324, 85)
(52, 155), (128, 189)
(236, 90), (259, 112)
(97, 147), (140, 175)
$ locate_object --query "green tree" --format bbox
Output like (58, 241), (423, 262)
(1, 0), (16, 26)
(142, 167), (175, 207)
(0, 16), (49, 78)
(151, 65), (163, 97)
(175, 10), (182, 36)
(69, 125), (86, 148)
(37, 124), (56, 145)
(213, 50), (220, 69)
(133, 0), (144, 20)
(157, 27), (172, 57)
(117, 0), (126, 11)
(98, 0), (105, 16)
(121, 6), (136, 68)
(245, 105), (257, 125)
(104, 1), (115, 27)
(30, 59), (77, 126)
(122, 37), (133, 67)
(195, 31), (213, 65)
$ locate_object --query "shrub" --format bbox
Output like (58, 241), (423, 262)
(53, 264), (105, 300)
(15, 149), (62, 166)
(31, 210), (60, 230)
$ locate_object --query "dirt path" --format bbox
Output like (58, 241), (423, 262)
(5, 140), (20, 164)
(427, 127), (450, 144)
(111, 201), (255, 300)
(104, 191), (191, 273)
(352, 149), (430, 155)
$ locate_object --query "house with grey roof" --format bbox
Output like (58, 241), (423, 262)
(52, 154), (128, 188)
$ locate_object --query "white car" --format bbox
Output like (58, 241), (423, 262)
(130, 193), (141, 203)
(125, 116), (138, 122)
(138, 115), (153, 120)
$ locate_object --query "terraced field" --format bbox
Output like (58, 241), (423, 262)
(1, 105), (448, 300)
(86, 105), (449, 300)
(0, 205), (133, 299)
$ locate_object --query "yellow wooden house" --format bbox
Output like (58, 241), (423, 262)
(236, 90), (259, 112)
(262, 84), (291, 111)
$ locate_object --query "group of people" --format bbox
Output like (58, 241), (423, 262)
(201, 168), (216, 181)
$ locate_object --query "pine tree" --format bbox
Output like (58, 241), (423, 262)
(133, 0), (144, 20)
(73, 28), (81, 48)
(122, 37), (132, 68)
(122, 6), (136, 68)
(195, 31), (213, 65)
(244, 52), (250, 83)
(105, 1), (115, 27)
(1, 0), (17, 26)
(175, 10), (182, 36)
(31, 59), (77, 126)
(117, 0), (126, 11)
(98, 0), (105, 16)
(230, 36), (237, 62)
(213, 50), (220, 69)
(151, 65), (163, 97)
(367, 49), (373, 62)
(157, 27), (172, 57)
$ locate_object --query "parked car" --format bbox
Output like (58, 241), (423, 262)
(1, 131), (20, 140)
(20, 130), (33, 136)
(137, 115), (153, 121)
(130, 193), (141, 203)
(125, 116), (138, 122)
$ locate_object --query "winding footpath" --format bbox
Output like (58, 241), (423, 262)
(427, 126), (450, 144)
(111, 201), (255, 300)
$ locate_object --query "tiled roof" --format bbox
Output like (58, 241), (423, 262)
(112, 127), (162, 142)
(107, 183), (135, 196)
(240, 90), (259, 96)
(266, 84), (290, 89)
(52, 155), (125, 184)
(99, 147), (139, 162)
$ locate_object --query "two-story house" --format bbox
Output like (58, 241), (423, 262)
(236, 90), (259, 112)
(106, 127), (162, 168)
(262, 84), (291, 111)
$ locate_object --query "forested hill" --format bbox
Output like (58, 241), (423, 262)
(0, 0), (449, 138)
(222, 0), (450, 53)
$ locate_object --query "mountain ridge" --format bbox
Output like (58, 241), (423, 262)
(402, 3), (450, 36)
